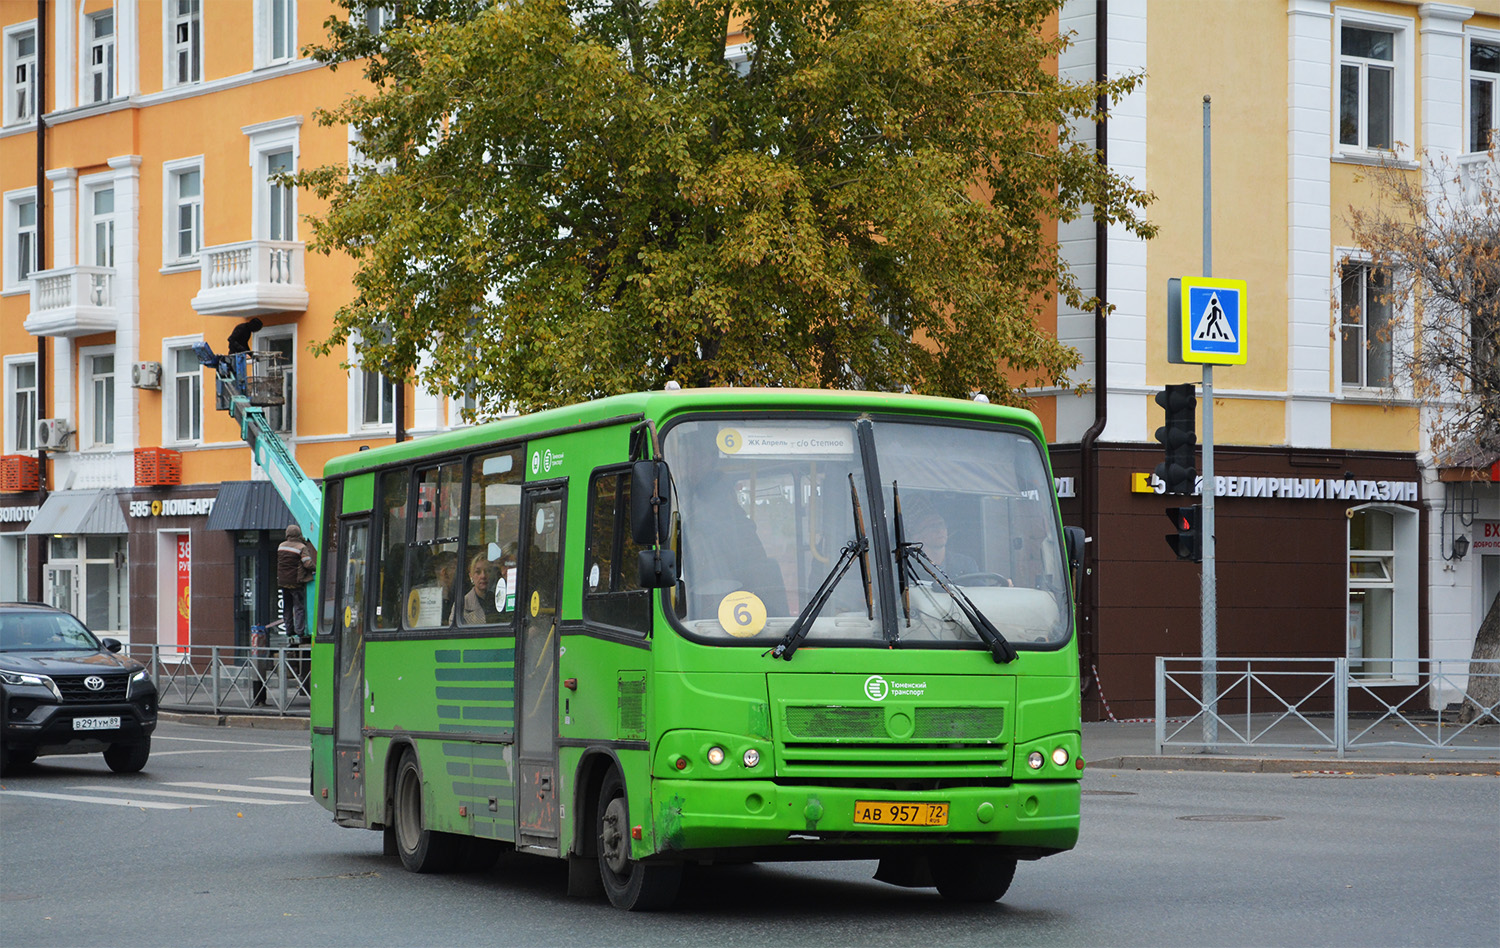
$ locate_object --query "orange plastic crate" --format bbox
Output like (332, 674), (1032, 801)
(0, 455), (40, 492)
(134, 447), (183, 486)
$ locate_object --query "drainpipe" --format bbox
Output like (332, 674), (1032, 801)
(29, 0), (49, 602)
(1077, 0), (1108, 700)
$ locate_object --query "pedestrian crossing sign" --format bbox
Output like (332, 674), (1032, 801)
(1168, 276), (1248, 365)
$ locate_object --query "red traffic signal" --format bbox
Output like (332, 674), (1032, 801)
(1165, 505), (1201, 562)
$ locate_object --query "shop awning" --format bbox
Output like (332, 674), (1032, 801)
(205, 480), (295, 532)
(24, 490), (128, 536)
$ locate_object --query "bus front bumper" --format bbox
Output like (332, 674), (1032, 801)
(649, 779), (1080, 856)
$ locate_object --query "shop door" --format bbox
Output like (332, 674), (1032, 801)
(235, 535), (260, 648)
(515, 486), (564, 853)
(334, 518), (370, 822)
(45, 565), (76, 616)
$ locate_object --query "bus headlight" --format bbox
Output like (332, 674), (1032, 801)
(1051, 747), (1070, 767)
(1027, 751), (1045, 770)
(742, 749), (760, 768)
(706, 746), (726, 766)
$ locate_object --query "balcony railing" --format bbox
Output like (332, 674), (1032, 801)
(190, 239), (309, 317)
(22, 265), (117, 336)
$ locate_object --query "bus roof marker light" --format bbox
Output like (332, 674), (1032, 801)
(664, 380), (681, 390)
(971, 392), (989, 403)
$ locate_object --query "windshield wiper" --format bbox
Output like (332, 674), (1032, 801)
(767, 473), (872, 662)
(892, 482), (1017, 664)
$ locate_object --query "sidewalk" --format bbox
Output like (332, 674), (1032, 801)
(1084, 719), (1500, 775)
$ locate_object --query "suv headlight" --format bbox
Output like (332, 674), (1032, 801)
(127, 668), (153, 699)
(0, 668), (63, 701)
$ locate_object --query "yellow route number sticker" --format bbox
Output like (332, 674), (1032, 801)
(716, 428), (743, 455)
(530, 590), (541, 617)
(718, 591), (767, 637)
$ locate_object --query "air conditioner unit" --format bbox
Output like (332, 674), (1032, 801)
(132, 361), (163, 389)
(36, 418), (73, 451)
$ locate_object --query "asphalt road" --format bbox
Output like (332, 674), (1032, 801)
(1, 722), (1495, 948)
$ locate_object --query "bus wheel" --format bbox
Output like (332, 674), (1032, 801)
(596, 771), (681, 911)
(931, 848), (1018, 903)
(393, 751), (462, 873)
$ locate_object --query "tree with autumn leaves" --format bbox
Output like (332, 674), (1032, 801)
(296, 0), (1154, 415)
(1346, 151), (1500, 725)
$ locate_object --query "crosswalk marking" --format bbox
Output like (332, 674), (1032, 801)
(1, 790), (193, 810)
(170, 781), (309, 796)
(67, 785), (309, 806)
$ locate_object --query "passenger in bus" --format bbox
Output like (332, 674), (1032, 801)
(908, 505), (991, 581)
(457, 552), (503, 625)
(432, 551), (458, 619)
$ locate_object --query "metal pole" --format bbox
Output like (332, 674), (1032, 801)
(1201, 95), (1218, 748)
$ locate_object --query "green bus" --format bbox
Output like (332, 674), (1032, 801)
(309, 388), (1084, 910)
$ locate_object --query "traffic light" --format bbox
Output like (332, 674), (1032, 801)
(1166, 505), (1202, 562)
(1154, 383), (1197, 495)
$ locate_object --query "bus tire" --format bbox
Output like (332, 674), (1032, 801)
(392, 751), (463, 873)
(931, 847), (1018, 903)
(596, 770), (680, 911)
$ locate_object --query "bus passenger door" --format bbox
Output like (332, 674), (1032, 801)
(334, 518), (369, 825)
(515, 486), (564, 854)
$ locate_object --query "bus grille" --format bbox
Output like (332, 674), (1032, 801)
(784, 705), (1003, 742)
(779, 705), (1007, 777)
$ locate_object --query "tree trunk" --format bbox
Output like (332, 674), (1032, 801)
(1458, 593), (1500, 725)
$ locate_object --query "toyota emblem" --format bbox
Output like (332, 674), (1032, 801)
(84, 675), (106, 691)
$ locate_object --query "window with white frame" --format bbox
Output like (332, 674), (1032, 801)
(86, 10), (116, 105)
(86, 186), (116, 269)
(1472, 37), (1499, 154)
(365, 4), (395, 36)
(168, 345), (203, 443)
(6, 357), (38, 453)
(266, 149), (295, 240)
(1340, 262), (1393, 389)
(362, 366), (395, 428)
(168, 0), (203, 87)
(258, 0), (297, 66)
(4, 23), (37, 126)
(164, 159), (203, 264)
(83, 349), (116, 448)
(257, 330), (295, 433)
(1347, 505), (1417, 680)
(1334, 11), (1414, 158)
(5, 191), (39, 289)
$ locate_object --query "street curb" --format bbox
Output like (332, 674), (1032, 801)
(1088, 755), (1500, 776)
(159, 710), (310, 732)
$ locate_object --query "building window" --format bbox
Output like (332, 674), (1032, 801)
(87, 186), (116, 269)
(48, 535), (127, 634)
(266, 149), (294, 241)
(165, 160), (203, 263)
(269, 0), (296, 63)
(258, 331), (295, 433)
(85, 351), (116, 448)
(168, 0), (203, 87)
(169, 345), (203, 443)
(362, 368), (395, 428)
(4, 24), (37, 126)
(1347, 506), (1417, 681)
(86, 11), (116, 105)
(1340, 263), (1392, 389)
(5, 191), (39, 289)
(6, 357), (38, 453)
(1339, 24), (1394, 151)
(1472, 39), (1499, 153)
(365, 5), (394, 36)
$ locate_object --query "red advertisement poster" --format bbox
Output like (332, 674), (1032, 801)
(176, 534), (191, 652)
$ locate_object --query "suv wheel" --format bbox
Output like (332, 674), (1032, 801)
(103, 738), (150, 774)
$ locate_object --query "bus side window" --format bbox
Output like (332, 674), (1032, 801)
(374, 470), (408, 631)
(461, 448), (523, 626)
(317, 479), (343, 638)
(403, 462), (462, 628)
(584, 468), (650, 634)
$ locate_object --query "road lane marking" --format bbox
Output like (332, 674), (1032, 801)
(252, 776), (308, 784)
(168, 781), (309, 796)
(1, 790), (191, 810)
(67, 785), (309, 805)
(155, 735), (308, 749)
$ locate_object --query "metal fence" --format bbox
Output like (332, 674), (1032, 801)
(1155, 656), (1500, 758)
(129, 643), (311, 716)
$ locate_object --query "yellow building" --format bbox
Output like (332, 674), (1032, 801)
(1042, 0), (1499, 718)
(0, 0), (456, 649)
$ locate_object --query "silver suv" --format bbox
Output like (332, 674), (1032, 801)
(0, 602), (158, 775)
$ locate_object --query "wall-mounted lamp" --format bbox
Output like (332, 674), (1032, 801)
(1452, 534), (1470, 560)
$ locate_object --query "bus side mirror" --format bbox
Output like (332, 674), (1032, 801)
(1064, 526), (1086, 575)
(638, 548), (677, 589)
(630, 460), (671, 546)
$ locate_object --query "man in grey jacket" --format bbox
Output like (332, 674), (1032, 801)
(276, 524), (316, 638)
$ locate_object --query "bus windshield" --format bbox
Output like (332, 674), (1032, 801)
(665, 416), (1069, 649)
